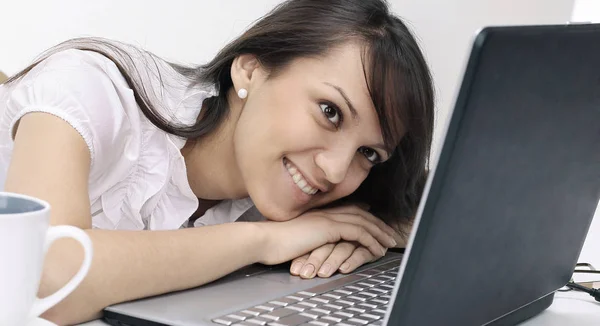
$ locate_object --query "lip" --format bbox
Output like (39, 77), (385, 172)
(283, 158), (312, 205)
(283, 158), (327, 193)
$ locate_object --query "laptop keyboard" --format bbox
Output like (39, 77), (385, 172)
(212, 259), (401, 326)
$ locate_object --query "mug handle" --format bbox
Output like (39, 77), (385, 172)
(29, 225), (93, 318)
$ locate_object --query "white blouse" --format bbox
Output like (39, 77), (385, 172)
(0, 48), (256, 230)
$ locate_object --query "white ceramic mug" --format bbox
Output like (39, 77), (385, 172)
(0, 192), (93, 325)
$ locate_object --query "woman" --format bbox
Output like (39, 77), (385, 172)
(0, 0), (433, 324)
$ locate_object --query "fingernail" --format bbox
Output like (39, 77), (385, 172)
(318, 263), (331, 277)
(291, 262), (303, 275)
(301, 264), (315, 278)
(390, 238), (397, 247)
(339, 262), (350, 272)
(381, 247), (387, 256)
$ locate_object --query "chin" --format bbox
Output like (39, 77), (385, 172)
(252, 197), (302, 222)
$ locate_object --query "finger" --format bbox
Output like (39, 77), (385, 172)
(332, 222), (387, 258)
(339, 246), (378, 274)
(318, 242), (357, 278)
(325, 205), (398, 239)
(297, 244), (336, 279)
(327, 213), (396, 248)
(290, 254), (310, 276)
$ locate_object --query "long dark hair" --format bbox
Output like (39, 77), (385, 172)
(5, 0), (434, 236)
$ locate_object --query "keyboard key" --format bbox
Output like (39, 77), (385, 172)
(255, 303), (279, 311)
(356, 282), (378, 288)
(298, 300), (322, 308)
(334, 299), (356, 306)
(369, 288), (388, 294)
(231, 322), (255, 326)
(297, 291), (317, 297)
(263, 308), (298, 320)
(320, 315), (344, 323)
(379, 284), (394, 290)
(347, 295), (369, 301)
(246, 317), (273, 325)
(344, 285), (366, 292)
(333, 311), (355, 318)
(368, 278), (388, 284)
(323, 303), (344, 310)
(333, 289), (353, 295)
(267, 313), (313, 326)
(311, 296), (331, 303)
(243, 309), (263, 317)
(357, 291), (377, 298)
(271, 297), (301, 306)
(357, 303), (377, 309)
(300, 309), (329, 319)
(322, 293), (343, 300)
(335, 321), (365, 326)
(308, 321), (331, 326)
(340, 297), (364, 304)
(369, 299), (388, 305)
(367, 321), (383, 326)
(312, 307), (333, 314)
(346, 307), (367, 313)
(287, 295), (307, 301)
(213, 316), (240, 325)
(347, 318), (369, 325)
(301, 275), (365, 296)
(288, 304), (308, 312)
(359, 313), (380, 320)
(371, 309), (387, 317)
(228, 312), (253, 320)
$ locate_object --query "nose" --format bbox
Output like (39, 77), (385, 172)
(314, 146), (355, 185)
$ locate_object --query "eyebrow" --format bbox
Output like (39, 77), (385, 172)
(324, 82), (359, 122)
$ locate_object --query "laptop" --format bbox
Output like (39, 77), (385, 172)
(103, 23), (600, 326)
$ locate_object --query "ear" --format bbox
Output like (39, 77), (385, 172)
(230, 54), (261, 93)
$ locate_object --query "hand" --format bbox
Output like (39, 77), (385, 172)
(255, 205), (398, 266)
(288, 206), (402, 278)
(289, 242), (372, 278)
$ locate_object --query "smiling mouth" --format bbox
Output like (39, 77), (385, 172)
(283, 158), (319, 195)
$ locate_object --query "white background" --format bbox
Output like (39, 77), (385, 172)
(0, 0), (597, 267)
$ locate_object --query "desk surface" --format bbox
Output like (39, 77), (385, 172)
(79, 290), (599, 326)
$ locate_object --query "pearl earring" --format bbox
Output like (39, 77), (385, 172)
(237, 88), (248, 99)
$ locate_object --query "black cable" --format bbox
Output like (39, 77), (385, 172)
(574, 270), (600, 274)
(566, 282), (600, 302)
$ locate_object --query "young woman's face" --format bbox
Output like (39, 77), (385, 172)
(232, 43), (392, 221)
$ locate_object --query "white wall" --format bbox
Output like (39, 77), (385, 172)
(569, 0), (600, 272)
(572, 0), (600, 22)
(0, 0), (283, 74)
(1, 0), (597, 266)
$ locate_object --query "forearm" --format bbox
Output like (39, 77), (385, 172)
(40, 222), (266, 325)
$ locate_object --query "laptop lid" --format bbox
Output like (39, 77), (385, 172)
(386, 23), (600, 326)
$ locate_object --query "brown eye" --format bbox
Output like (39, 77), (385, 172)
(359, 147), (380, 164)
(320, 103), (341, 126)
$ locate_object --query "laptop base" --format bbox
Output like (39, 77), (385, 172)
(487, 293), (555, 326)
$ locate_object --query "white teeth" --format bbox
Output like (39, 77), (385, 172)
(285, 160), (318, 195)
(292, 173), (302, 183)
(286, 163), (298, 174)
(297, 179), (307, 188)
